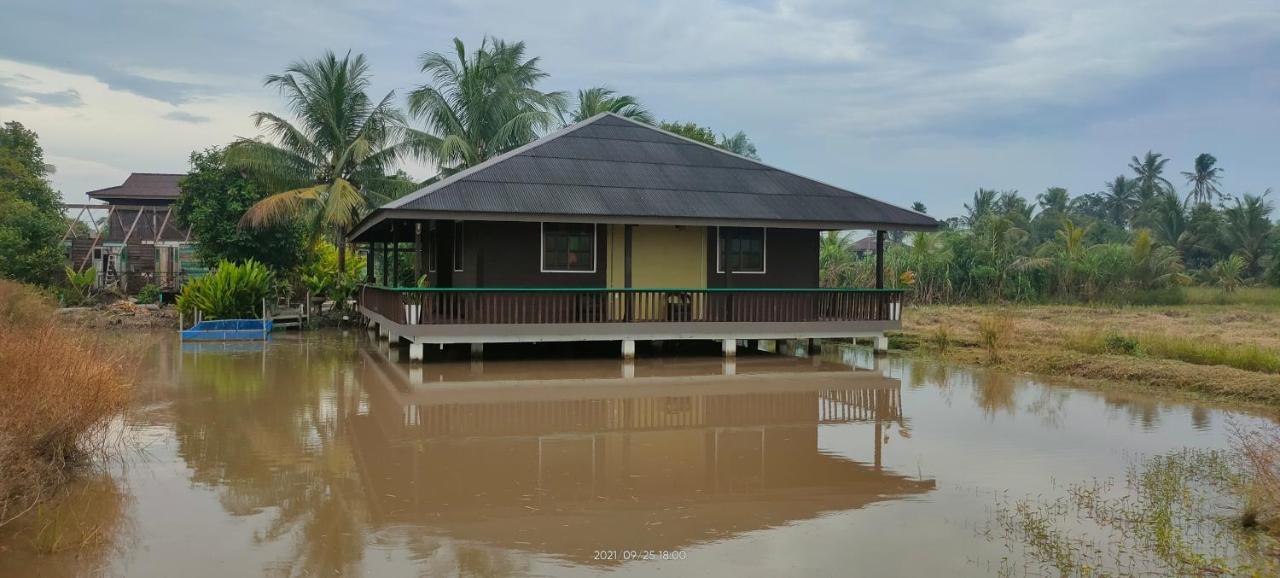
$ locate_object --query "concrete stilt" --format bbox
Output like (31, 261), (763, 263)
(470, 342), (484, 359)
(377, 324), (390, 339)
(409, 342), (424, 362)
(723, 357), (737, 376)
(622, 359), (635, 379)
(873, 335), (890, 353)
(722, 338), (737, 357)
(408, 366), (424, 385)
(622, 339), (636, 359)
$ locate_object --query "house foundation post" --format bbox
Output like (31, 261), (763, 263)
(470, 343), (484, 359)
(873, 335), (889, 353)
(622, 339), (635, 359)
(722, 338), (737, 358)
(409, 342), (424, 362)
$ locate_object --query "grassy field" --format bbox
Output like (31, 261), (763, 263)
(897, 289), (1280, 408)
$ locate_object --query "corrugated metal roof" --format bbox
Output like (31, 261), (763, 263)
(357, 113), (936, 238)
(86, 173), (183, 201)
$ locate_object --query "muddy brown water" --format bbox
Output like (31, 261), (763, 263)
(3, 331), (1274, 577)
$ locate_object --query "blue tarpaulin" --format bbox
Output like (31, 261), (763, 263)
(181, 319), (272, 341)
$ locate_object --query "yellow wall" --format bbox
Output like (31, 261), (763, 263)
(607, 225), (706, 289)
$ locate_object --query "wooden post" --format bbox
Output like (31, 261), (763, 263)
(875, 230), (886, 289)
(624, 224), (633, 322)
(365, 243), (375, 283)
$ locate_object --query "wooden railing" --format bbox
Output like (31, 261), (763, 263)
(360, 286), (903, 326)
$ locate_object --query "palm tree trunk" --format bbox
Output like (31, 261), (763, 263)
(336, 226), (347, 280)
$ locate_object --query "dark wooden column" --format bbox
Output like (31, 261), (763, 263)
(874, 230), (886, 289)
(413, 222), (424, 282)
(380, 241), (389, 286)
(364, 243), (375, 283)
(624, 224), (633, 321)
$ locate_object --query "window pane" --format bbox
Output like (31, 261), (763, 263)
(719, 227), (765, 273)
(543, 223), (595, 271)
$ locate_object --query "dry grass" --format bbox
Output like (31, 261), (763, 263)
(900, 302), (1280, 407)
(976, 314), (1014, 363)
(0, 280), (133, 530)
(1235, 423), (1280, 534)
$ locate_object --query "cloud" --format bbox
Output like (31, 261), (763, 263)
(0, 75), (83, 108)
(163, 110), (211, 124)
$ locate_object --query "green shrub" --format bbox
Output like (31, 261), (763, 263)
(176, 259), (273, 320)
(60, 266), (96, 307)
(1102, 332), (1142, 355)
(134, 283), (161, 305)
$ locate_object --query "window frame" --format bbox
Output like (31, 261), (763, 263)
(715, 226), (767, 274)
(540, 222), (598, 274)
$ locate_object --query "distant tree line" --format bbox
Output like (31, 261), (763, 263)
(823, 151), (1277, 303)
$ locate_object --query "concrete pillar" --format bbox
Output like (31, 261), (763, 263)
(409, 342), (424, 362)
(622, 339), (636, 359)
(378, 324), (389, 339)
(470, 342), (484, 359)
(722, 338), (737, 357)
(723, 357), (736, 376)
(387, 342), (402, 363)
(622, 359), (635, 379)
(408, 366), (424, 385)
(873, 335), (889, 353)
(777, 340), (791, 355)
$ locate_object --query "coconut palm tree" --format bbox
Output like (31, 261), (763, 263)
(1100, 176), (1140, 226)
(1181, 153), (1224, 204)
(1147, 191), (1188, 249)
(1128, 150), (1174, 201)
(1130, 229), (1189, 289)
(568, 87), (652, 124)
(1037, 187), (1070, 215)
(716, 131), (760, 160)
(1221, 191), (1274, 276)
(406, 37), (566, 176)
(819, 231), (855, 287)
(228, 51), (413, 274)
(963, 189), (999, 227)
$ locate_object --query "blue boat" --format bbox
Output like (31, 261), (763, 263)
(181, 319), (272, 341)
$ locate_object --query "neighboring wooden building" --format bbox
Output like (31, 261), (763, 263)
(349, 113), (938, 360)
(65, 173), (198, 292)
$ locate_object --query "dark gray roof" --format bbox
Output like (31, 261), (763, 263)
(353, 113), (936, 239)
(86, 173), (183, 202)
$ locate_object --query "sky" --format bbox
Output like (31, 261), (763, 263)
(1, 0), (1278, 219)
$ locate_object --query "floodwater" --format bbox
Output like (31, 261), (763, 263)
(4, 331), (1276, 577)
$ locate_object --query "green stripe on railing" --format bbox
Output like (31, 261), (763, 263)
(363, 285), (905, 293)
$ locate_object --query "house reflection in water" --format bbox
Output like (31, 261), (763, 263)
(348, 349), (936, 564)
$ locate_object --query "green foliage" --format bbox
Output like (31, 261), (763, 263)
(658, 121), (716, 145)
(569, 87), (652, 123)
(176, 259), (274, 320)
(0, 121), (65, 286)
(135, 283), (161, 305)
(61, 266), (96, 306)
(408, 37), (567, 176)
(299, 241), (365, 307)
(1103, 332), (1142, 355)
(228, 51), (417, 276)
(1208, 254), (1246, 293)
(174, 147), (309, 271)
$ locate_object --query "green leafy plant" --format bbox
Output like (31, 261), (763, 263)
(1102, 332), (1142, 355)
(61, 266), (96, 306)
(176, 259), (273, 320)
(134, 283), (161, 305)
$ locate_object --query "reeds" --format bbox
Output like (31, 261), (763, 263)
(1067, 330), (1280, 374)
(0, 280), (132, 529)
(977, 313), (1014, 363)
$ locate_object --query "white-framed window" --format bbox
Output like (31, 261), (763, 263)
(452, 221), (464, 272)
(716, 226), (766, 274)
(541, 222), (597, 273)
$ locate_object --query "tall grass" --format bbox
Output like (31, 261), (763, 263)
(1067, 329), (1280, 374)
(1185, 286), (1280, 307)
(977, 314), (1014, 363)
(0, 280), (132, 529)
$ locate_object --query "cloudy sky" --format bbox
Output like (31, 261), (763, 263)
(2, 0), (1278, 218)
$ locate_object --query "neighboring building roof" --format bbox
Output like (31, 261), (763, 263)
(351, 113), (936, 240)
(86, 173), (184, 202)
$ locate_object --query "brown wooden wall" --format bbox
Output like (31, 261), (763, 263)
(706, 227), (819, 289)
(397, 220), (818, 289)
